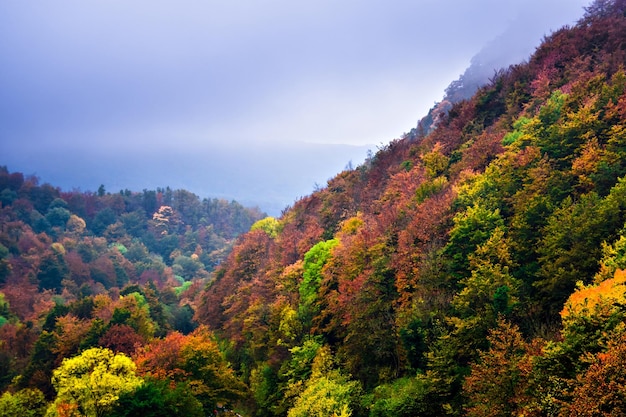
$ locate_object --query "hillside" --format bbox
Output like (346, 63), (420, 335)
(192, 1), (626, 415)
(0, 175), (264, 413)
(4, 1), (626, 416)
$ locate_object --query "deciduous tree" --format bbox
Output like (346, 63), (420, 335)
(47, 347), (142, 417)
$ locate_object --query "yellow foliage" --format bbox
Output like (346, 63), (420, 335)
(51, 242), (66, 255)
(421, 142), (449, 179)
(250, 216), (281, 238)
(339, 214), (363, 236)
(48, 347), (142, 417)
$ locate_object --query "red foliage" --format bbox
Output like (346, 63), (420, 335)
(194, 230), (274, 331)
(2, 275), (40, 321)
(99, 324), (145, 355)
(65, 251), (91, 287)
(133, 331), (188, 380)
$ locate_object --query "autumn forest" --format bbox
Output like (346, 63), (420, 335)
(4, 1), (626, 416)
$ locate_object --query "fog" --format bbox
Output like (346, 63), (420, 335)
(0, 0), (589, 214)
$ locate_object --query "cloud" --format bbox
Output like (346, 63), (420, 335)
(0, 0), (588, 148)
(0, 0), (590, 212)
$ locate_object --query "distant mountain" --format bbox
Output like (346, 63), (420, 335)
(2, 141), (370, 216)
(414, 6), (584, 136)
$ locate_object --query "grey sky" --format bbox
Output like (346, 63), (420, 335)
(0, 1), (591, 214)
(1, 1), (588, 149)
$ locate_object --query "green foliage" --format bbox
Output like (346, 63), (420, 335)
(444, 204), (505, 282)
(365, 375), (436, 417)
(45, 207), (71, 229)
(501, 116), (532, 146)
(414, 176), (448, 204)
(287, 346), (361, 417)
(109, 378), (203, 417)
(281, 336), (323, 388)
(298, 239), (339, 323)
(92, 207), (117, 235)
(37, 252), (68, 292)
(399, 319), (428, 370)
(400, 160), (413, 172)
(250, 363), (281, 415)
(0, 388), (47, 417)
(453, 227), (520, 319)
(535, 192), (619, 310)
(172, 255), (204, 281)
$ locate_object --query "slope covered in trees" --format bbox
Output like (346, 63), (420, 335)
(192, 1), (626, 415)
(5, 1), (626, 416)
(0, 174), (263, 415)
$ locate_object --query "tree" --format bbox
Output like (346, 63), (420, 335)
(47, 347), (142, 417)
(463, 319), (533, 417)
(0, 388), (47, 417)
(98, 324), (144, 356)
(452, 227), (520, 321)
(535, 192), (619, 315)
(133, 326), (246, 411)
(366, 375), (438, 417)
(443, 203), (505, 283)
(108, 378), (203, 417)
(287, 346), (361, 417)
(563, 330), (626, 416)
(37, 250), (68, 292)
(298, 238), (339, 327)
(250, 216), (281, 239)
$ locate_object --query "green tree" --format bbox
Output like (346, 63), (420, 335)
(452, 227), (520, 319)
(535, 192), (619, 315)
(109, 378), (203, 417)
(366, 375), (437, 417)
(298, 239), (339, 326)
(45, 207), (71, 229)
(444, 203), (505, 283)
(0, 244), (10, 285)
(37, 250), (68, 292)
(0, 388), (47, 417)
(47, 347), (142, 417)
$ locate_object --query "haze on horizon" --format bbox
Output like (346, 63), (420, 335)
(0, 0), (589, 214)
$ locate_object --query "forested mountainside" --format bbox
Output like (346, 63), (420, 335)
(4, 1), (626, 416)
(193, 1), (626, 416)
(0, 171), (264, 415)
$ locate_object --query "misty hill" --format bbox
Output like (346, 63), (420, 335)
(2, 140), (371, 217)
(413, 6), (580, 136)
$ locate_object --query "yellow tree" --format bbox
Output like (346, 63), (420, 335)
(287, 346), (361, 417)
(47, 347), (142, 417)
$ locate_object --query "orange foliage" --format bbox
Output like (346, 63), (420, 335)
(563, 331), (626, 416)
(53, 314), (92, 360)
(561, 269), (626, 323)
(134, 331), (188, 380)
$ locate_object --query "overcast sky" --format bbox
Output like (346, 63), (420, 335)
(0, 1), (591, 213)
(1, 1), (589, 150)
